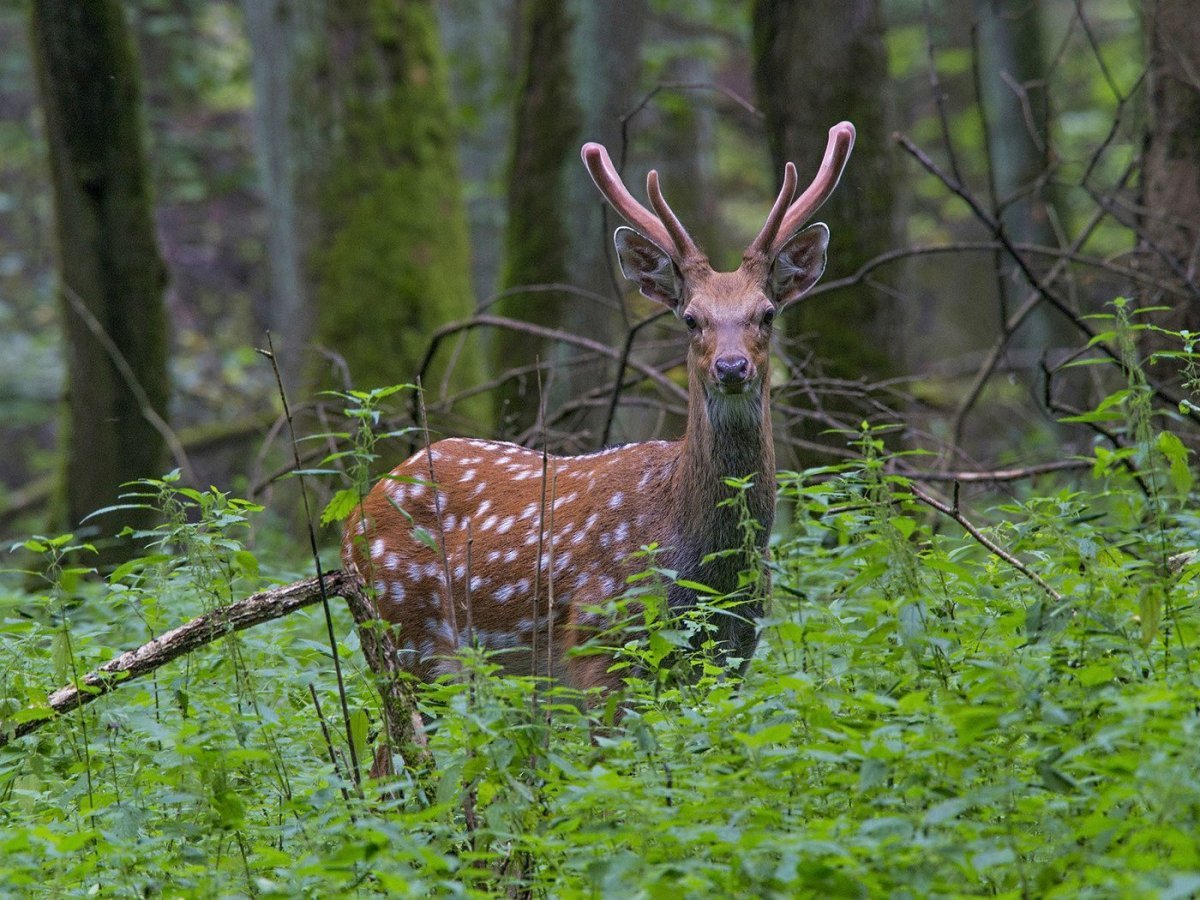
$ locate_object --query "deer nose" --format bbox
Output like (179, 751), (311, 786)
(714, 354), (751, 386)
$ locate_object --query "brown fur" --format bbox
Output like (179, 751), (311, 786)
(343, 272), (779, 692)
(343, 130), (852, 694)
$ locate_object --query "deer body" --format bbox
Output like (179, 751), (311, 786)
(343, 123), (855, 693)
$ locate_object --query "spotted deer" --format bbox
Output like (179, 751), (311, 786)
(343, 122), (855, 693)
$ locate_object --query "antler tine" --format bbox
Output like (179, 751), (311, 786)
(770, 121), (856, 256)
(581, 142), (675, 254)
(745, 161), (798, 258)
(646, 170), (700, 261)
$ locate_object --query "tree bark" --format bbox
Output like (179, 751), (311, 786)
(244, 0), (484, 416)
(493, 0), (582, 435)
(492, 0), (648, 443)
(30, 0), (170, 561)
(1141, 0), (1200, 343)
(752, 0), (897, 380)
(974, 0), (1073, 360)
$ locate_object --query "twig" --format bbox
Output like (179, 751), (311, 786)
(417, 377), (460, 650)
(60, 283), (195, 483)
(309, 684), (352, 804)
(896, 134), (1199, 427)
(900, 459), (1091, 483)
(261, 333), (361, 791)
(909, 484), (1063, 603)
(600, 309), (673, 448)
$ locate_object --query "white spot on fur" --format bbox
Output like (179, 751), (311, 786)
(497, 515), (516, 534)
(608, 492), (624, 509)
(459, 468), (477, 482)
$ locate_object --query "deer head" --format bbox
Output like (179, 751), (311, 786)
(582, 122), (855, 423)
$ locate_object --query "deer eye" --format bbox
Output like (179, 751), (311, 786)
(761, 308), (776, 328)
(683, 312), (699, 331)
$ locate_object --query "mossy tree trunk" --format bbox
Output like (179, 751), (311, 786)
(493, 0), (582, 435)
(30, 0), (169, 560)
(244, 0), (483, 418)
(1141, 0), (1200, 347)
(494, 0), (647, 442)
(752, 0), (896, 381)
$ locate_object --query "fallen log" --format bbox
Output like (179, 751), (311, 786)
(1, 570), (427, 765)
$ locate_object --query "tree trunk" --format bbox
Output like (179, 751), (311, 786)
(30, 0), (169, 560)
(1141, 0), (1200, 345)
(974, 0), (1073, 360)
(493, 0), (647, 443)
(751, 0), (896, 380)
(493, 0), (582, 435)
(244, 0), (483, 416)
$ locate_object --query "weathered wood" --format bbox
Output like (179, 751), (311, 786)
(2, 570), (427, 769)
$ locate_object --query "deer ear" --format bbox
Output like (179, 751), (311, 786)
(770, 223), (829, 309)
(614, 226), (683, 310)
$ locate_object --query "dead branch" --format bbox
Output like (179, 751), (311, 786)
(1, 571), (429, 771)
(900, 459), (1092, 483)
(908, 484), (1064, 603)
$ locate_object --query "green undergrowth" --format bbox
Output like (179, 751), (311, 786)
(2, 314), (1200, 897)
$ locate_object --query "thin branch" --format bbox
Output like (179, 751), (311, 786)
(261, 334), (361, 790)
(900, 459), (1091, 483)
(909, 484), (1064, 603)
(896, 133), (1199, 427)
(2, 572), (353, 747)
(60, 283), (195, 483)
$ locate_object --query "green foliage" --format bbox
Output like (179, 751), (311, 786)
(3, 328), (1200, 895)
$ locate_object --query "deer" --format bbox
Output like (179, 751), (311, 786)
(343, 122), (855, 697)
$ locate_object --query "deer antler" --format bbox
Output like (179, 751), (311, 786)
(581, 142), (702, 264)
(746, 121), (856, 259)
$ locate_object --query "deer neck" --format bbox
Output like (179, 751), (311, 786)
(670, 364), (776, 565)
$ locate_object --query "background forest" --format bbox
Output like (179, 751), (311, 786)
(2, 0), (1200, 896)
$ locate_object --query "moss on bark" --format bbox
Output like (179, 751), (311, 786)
(492, 0), (581, 434)
(312, 0), (483, 420)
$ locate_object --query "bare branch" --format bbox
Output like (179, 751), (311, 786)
(3, 572), (351, 747)
(908, 485), (1064, 603)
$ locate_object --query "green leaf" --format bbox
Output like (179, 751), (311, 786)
(321, 489), (361, 526)
(410, 526), (438, 551)
(1155, 431), (1193, 495)
(350, 707), (370, 768)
